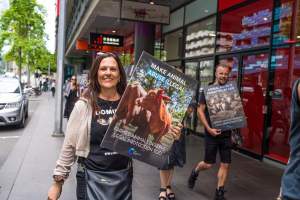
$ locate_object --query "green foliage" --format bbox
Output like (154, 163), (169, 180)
(0, 0), (55, 75)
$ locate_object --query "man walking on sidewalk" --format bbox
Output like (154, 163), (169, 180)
(188, 64), (232, 200)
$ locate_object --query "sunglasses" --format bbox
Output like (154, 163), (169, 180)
(96, 51), (117, 58)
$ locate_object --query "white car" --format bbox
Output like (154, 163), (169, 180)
(0, 77), (29, 128)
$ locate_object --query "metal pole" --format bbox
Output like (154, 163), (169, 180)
(53, 0), (66, 136)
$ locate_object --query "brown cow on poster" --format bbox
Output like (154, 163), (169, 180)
(136, 89), (172, 143)
(112, 82), (150, 128)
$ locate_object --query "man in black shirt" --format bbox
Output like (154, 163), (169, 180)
(188, 65), (231, 200)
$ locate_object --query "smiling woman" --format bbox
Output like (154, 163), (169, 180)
(48, 52), (131, 200)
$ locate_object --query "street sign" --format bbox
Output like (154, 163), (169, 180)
(89, 33), (123, 48)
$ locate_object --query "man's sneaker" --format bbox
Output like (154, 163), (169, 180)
(214, 186), (226, 200)
(188, 169), (199, 189)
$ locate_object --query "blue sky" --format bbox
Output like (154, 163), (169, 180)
(37, 0), (56, 53)
(0, 0), (8, 13)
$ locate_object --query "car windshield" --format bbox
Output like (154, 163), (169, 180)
(0, 80), (20, 93)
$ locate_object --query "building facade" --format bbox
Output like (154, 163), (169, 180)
(64, 0), (299, 164)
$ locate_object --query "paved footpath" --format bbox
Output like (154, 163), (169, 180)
(0, 94), (284, 200)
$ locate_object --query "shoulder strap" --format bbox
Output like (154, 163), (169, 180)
(296, 79), (300, 103)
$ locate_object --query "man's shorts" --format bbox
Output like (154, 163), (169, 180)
(204, 134), (232, 164)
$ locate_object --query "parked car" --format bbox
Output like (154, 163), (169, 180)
(0, 77), (29, 128)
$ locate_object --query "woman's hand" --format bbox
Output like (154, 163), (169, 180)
(47, 182), (63, 200)
(169, 123), (183, 140)
(208, 128), (221, 137)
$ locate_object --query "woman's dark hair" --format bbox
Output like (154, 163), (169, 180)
(83, 52), (127, 115)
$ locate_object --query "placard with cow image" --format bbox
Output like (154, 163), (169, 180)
(204, 81), (247, 131)
(101, 51), (198, 168)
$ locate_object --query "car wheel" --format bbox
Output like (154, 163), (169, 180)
(18, 112), (26, 128)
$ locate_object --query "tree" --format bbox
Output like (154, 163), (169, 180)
(0, 0), (49, 81)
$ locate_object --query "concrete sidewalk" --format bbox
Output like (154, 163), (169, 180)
(0, 94), (284, 200)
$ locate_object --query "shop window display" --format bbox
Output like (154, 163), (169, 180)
(267, 47), (300, 163)
(185, 62), (198, 132)
(217, 0), (273, 52)
(273, 0), (294, 45)
(240, 53), (269, 155)
(185, 17), (216, 58)
(195, 59), (214, 134)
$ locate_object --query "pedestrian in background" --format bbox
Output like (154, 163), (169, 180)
(63, 75), (79, 119)
(50, 79), (56, 97)
(280, 79), (300, 200)
(47, 52), (183, 200)
(188, 65), (232, 200)
(39, 79), (42, 91)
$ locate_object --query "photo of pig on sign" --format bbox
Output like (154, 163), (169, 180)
(101, 51), (197, 168)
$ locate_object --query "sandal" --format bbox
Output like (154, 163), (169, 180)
(166, 185), (176, 200)
(159, 188), (167, 200)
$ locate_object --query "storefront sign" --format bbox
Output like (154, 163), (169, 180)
(90, 33), (123, 48)
(121, 0), (170, 24)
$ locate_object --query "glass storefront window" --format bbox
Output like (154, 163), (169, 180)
(154, 25), (162, 60)
(185, 62), (198, 79)
(217, 0), (273, 53)
(185, 62), (198, 132)
(167, 61), (182, 71)
(195, 59), (214, 134)
(185, 0), (217, 25)
(199, 60), (214, 90)
(162, 7), (184, 33)
(273, 0), (294, 45)
(163, 29), (183, 61)
(185, 17), (216, 58)
(267, 46), (300, 163)
(240, 53), (269, 155)
(218, 0), (246, 11)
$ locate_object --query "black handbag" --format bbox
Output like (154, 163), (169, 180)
(160, 130), (186, 170)
(78, 162), (133, 200)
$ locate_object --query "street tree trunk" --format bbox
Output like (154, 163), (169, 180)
(27, 65), (30, 85)
(18, 47), (22, 82)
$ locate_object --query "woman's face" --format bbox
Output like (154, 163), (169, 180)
(71, 76), (77, 84)
(97, 57), (120, 91)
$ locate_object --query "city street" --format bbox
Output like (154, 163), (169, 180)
(0, 96), (40, 167)
(1, 0), (299, 199)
